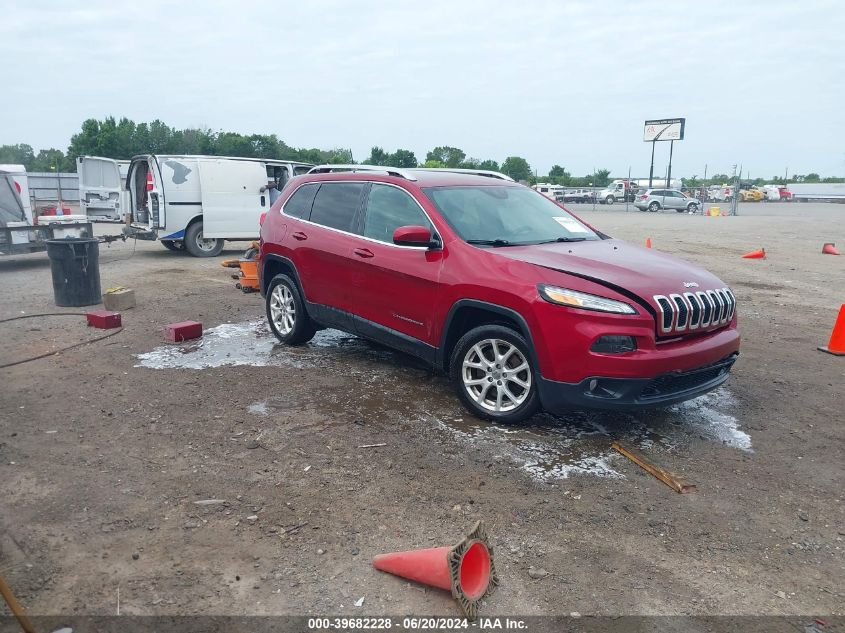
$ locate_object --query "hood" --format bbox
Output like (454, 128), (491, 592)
(497, 239), (727, 308)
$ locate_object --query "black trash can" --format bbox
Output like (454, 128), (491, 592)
(46, 238), (102, 307)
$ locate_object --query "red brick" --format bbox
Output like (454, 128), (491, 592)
(165, 321), (203, 342)
(85, 310), (122, 329)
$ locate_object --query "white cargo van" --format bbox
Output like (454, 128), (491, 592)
(78, 156), (130, 221)
(87, 155), (311, 256)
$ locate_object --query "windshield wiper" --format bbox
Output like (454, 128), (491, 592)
(466, 239), (513, 247)
(537, 236), (588, 244)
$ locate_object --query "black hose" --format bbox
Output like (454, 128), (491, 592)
(0, 312), (124, 369)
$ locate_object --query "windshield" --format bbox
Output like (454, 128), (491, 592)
(423, 185), (600, 245)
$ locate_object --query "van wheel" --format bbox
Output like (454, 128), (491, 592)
(266, 274), (316, 345)
(648, 201), (661, 212)
(450, 325), (540, 424)
(185, 221), (224, 257)
(161, 240), (184, 251)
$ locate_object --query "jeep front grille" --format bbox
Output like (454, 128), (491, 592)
(654, 288), (735, 335)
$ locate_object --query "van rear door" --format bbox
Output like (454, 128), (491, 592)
(78, 156), (123, 221)
(196, 159), (265, 238)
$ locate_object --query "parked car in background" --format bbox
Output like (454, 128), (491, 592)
(259, 165), (739, 423)
(563, 188), (590, 203)
(634, 189), (702, 213)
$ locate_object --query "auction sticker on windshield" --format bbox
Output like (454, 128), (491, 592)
(553, 216), (589, 232)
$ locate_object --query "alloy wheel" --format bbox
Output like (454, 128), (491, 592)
(462, 339), (531, 413)
(269, 284), (296, 335)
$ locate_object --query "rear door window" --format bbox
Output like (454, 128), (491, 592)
(283, 182), (319, 219)
(309, 182), (366, 232)
(362, 184), (432, 243)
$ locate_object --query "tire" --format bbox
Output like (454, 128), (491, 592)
(449, 324), (540, 424)
(687, 203), (699, 214)
(266, 274), (316, 345)
(184, 221), (224, 257)
(161, 240), (184, 251)
(648, 201), (660, 212)
(605, 196), (615, 205)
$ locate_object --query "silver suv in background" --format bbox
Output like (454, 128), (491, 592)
(634, 189), (701, 213)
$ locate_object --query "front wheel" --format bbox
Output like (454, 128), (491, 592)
(605, 196), (615, 205)
(266, 274), (316, 345)
(450, 325), (540, 424)
(686, 203), (699, 214)
(184, 221), (224, 257)
(648, 201), (661, 212)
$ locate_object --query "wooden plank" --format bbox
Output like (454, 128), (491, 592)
(611, 442), (697, 494)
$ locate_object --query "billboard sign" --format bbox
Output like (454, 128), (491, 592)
(644, 118), (685, 142)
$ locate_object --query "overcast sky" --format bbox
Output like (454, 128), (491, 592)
(2, 0), (844, 178)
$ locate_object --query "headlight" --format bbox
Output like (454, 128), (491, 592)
(538, 284), (637, 314)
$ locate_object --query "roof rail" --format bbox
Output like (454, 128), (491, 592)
(307, 164), (417, 181)
(413, 168), (515, 182)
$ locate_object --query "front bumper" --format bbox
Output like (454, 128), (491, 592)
(537, 353), (738, 411)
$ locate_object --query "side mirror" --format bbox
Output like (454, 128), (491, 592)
(393, 225), (434, 247)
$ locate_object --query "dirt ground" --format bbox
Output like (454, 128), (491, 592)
(1, 202), (842, 622)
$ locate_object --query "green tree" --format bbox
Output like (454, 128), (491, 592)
(426, 146), (465, 168)
(30, 149), (70, 172)
(0, 143), (35, 166)
(364, 146), (390, 165)
(389, 149), (417, 168)
(593, 168), (611, 187)
(423, 159), (445, 168)
(501, 156), (531, 182)
(549, 164), (565, 178)
(478, 159), (499, 172)
(803, 173), (821, 183)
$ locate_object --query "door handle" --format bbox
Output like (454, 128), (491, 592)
(353, 248), (374, 258)
(292, 231), (307, 241)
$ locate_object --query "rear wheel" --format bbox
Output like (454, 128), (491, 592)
(266, 274), (316, 345)
(184, 221), (224, 257)
(161, 240), (184, 251)
(648, 201), (660, 212)
(450, 325), (540, 424)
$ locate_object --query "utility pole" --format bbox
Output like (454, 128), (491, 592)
(666, 140), (674, 190)
(648, 140), (656, 188)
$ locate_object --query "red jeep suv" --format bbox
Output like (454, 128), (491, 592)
(259, 166), (740, 423)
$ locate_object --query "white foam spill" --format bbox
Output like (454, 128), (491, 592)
(248, 401), (270, 416)
(135, 320), (379, 370)
(669, 388), (752, 452)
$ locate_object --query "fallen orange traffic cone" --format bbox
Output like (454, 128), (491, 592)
(645, 237), (652, 248)
(818, 304), (845, 356)
(742, 248), (766, 259)
(822, 243), (840, 255)
(373, 521), (498, 619)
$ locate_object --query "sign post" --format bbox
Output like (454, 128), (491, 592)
(644, 118), (685, 189)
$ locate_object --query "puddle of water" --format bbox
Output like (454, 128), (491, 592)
(136, 319), (752, 483)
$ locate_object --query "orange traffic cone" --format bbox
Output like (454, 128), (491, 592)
(373, 521), (498, 619)
(818, 304), (845, 356)
(822, 243), (841, 255)
(645, 237), (652, 248)
(742, 248), (766, 259)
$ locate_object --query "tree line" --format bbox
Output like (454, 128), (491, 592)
(1, 116), (842, 186)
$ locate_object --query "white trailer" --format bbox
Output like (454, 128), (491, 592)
(87, 155), (312, 257)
